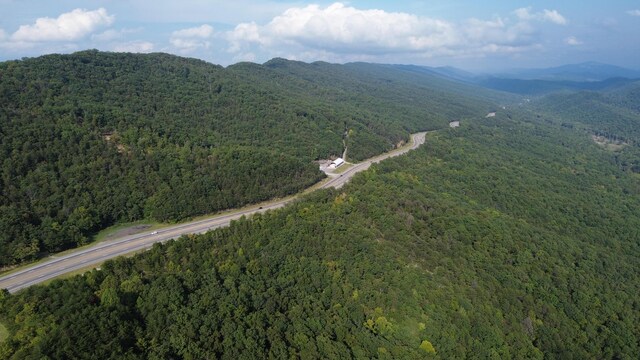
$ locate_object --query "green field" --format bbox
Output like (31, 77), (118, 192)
(0, 322), (8, 343)
(92, 220), (163, 243)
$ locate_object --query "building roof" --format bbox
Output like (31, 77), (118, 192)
(332, 157), (345, 165)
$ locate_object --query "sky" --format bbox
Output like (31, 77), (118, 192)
(0, 0), (639, 71)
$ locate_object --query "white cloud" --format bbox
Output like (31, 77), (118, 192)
(565, 36), (583, 46)
(227, 2), (550, 61)
(170, 24), (214, 53)
(514, 7), (535, 21)
(463, 18), (535, 45)
(172, 24), (214, 39)
(542, 10), (567, 25)
(266, 3), (461, 53)
(11, 8), (114, 42)
(232, 52), (257, 62)
(514, 7), (566, 25)
(0, 29), (6, 41)
(114, 41), (154, 53)
(227, 22), (261, 52)
(92, 29), (121, 42)
(92, 28), (142, 42)
(0, 40), (34, 51)
(627, 9), (640, 16)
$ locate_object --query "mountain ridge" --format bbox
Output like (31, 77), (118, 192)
(0, 50), (497, 266)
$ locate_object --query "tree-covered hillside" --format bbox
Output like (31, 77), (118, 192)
(533, 81), (640, 173)
(0, 51), (496, 266)
(1, 112), (638, 359)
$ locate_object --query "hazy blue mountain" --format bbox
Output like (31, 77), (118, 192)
(381, 62), (640, 96)
(477, 76), (637, 95)
(395, 64), (480, 82)
(497, 62), (640, 82)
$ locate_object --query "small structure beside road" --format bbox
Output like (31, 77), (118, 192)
(329, 157), (345, 169)
(449, 121), (460, 128)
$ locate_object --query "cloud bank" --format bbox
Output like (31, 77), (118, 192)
(0, 2), (588, 67)
(227, 2), (567, 62)
(114, 41), (154, 53)
(0, 8), (115, 53)
(170, 24), (214, 53)
(514, 7), (567, 25)
(11, 8), (114, 42)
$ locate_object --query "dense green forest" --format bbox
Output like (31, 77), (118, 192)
(533, 81), (640, 173)
(2, 111), (638, 359)
(0, 51), (497, 266)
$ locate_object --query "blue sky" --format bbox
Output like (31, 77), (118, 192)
(1, 0), (639, 71)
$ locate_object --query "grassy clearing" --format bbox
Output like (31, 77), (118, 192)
(591, 135), (627, 152)
(0, 322), (8, 343)
(92, 219), (164, 243)
(0, 206), (288, 279)
(0, 220), (164, 278)
(331, 163), (355, 174)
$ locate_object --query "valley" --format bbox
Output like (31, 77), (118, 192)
(0, 132), (427, 293)
(0, 51), (496, 268)
(0, 50), (639, 359)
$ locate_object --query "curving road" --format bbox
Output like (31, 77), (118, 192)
(0, 132), (427, 293)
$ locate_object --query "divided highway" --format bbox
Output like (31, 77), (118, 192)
(0, 132), (427, 293)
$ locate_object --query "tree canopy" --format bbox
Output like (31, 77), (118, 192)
(0, 51), (496, 266)
(1, 110), (638, 359)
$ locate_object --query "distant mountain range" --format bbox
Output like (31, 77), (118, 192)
(495, 62), (640, 82)
(475, 77), (638, 96)
(390, 62), (640, 95)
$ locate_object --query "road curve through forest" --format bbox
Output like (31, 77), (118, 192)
(0, 132), (427, 293)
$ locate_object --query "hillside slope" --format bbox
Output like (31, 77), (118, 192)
(0, 51), (498, 266)
(1, 112), (638, 358)
(532, 81), (640, 173)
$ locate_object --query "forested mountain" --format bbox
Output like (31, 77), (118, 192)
(532, 81), (640, 173)
(405, 62), (640, 96)
(478, 76), (637, 96)
(3, 50), (639, 359)
(0, 50), (497, 266)
(498, 62), (640, 82)
(1, 111), (639, 359)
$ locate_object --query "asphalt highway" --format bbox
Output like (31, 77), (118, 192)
(0, 132), (427, 293)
